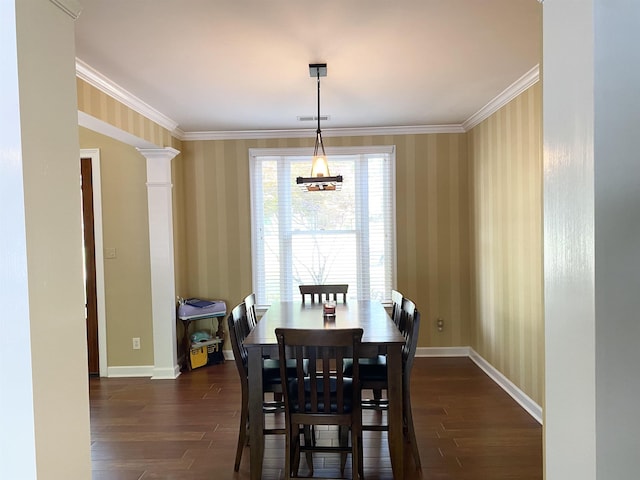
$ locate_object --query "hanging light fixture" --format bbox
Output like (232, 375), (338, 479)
(296, 63), (343, 191)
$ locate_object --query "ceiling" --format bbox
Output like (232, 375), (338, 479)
(74, 0), (541, 137)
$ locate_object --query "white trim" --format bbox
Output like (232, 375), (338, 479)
(469, 348), (543, 424)
(76, 59), (179, 134)
(78, 111), (158, 149)
(49, 0), (81, 19)
(151, 365), (181, 380)
(415, 346), (471, 357)
(107, 365), (154, 378)
(462, 64), (540, 131)
(223, 349), (234, 361)
(80, 148), (108, 377)
(182, 124), (465, 141)
(249, 145), (395, 158)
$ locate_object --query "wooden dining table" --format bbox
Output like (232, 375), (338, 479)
(243, 300), (406, 479)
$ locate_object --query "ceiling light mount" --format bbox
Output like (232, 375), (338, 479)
(309, 63), (327, 77)
(296, 63), (343, 191)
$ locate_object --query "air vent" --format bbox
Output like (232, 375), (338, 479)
(297, 115), (330, 122)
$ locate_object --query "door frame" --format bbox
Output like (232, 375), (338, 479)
(81, 148), (107, 377)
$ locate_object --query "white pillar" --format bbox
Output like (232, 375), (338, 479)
(137, 147), (181, 379)
(544, 1), (640, 478)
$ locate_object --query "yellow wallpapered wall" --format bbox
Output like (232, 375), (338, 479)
(79, 127), (155, 367)
(179, 134), (471, 350)
(468, 82), (544, 404)
(76, 78), (181, 150)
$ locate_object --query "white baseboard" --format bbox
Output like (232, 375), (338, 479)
(415, 346), (542, 425)
(468, 348), (543, 424)
(151, 365), (181, 379)
(107, 365), (155, 378)
(416, 346), (470, 357)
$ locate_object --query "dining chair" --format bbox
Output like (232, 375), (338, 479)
(299, 284), (348, 303)
(275, 327), (363, 480)
(343, 297), (422, 470)
(227, 302), (287, 471)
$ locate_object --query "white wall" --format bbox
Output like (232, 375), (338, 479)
(544, 1), (640, 478)
(592, 1), (640, 477)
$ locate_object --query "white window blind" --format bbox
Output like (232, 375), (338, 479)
(249, 146), (396, 303)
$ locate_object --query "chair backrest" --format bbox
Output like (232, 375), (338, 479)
(391, 289), (404, 328)
(227, 302), (249, 379)
(244, 293), (258, 331)
(299, 284), (348, 303)
(400, 298), (420, 378)
(275, 328), (363, 416)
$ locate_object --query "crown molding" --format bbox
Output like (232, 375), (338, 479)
(462, 64), (540, 131)
(182, 123), (465, 141)
(76, 58), (179, 133)
(77, 59), (538, 141)
(50, 0), (82, 19)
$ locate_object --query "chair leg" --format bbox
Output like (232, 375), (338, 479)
(404, 387), (421, 470)
(339, 425), (348, 475)
(303, 425), (314, 475)
(352, 424), (362, 480)
(284, 420), (293, 480)
(373, 388), (382, 402)
(234, 396), (249, 471)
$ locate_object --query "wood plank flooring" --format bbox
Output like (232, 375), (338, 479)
(90, 357), (542, 479)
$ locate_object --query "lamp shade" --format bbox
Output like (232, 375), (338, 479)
(310, 155), (330, 178)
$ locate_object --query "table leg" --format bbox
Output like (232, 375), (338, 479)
(181, 320), (192, 372)
(247, 346), (264, 480)
(386, 344), (404, 479)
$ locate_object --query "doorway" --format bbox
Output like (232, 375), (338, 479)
(80, 148), (107, 376)
(81, 156), (99, 375)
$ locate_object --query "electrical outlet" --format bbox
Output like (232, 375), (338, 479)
(436, 318), (444, 332)
(132, 337), (141, 350)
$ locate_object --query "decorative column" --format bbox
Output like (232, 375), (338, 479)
(137, 147), (180, 379)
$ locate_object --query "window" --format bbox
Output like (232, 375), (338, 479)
(249, 146), (395, 303)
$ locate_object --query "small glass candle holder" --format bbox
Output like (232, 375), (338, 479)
(323, 300), (336, 316)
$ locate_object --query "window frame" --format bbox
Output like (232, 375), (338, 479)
(248, 145), (397, 304)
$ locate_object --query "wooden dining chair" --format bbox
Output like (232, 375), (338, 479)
(299, 284), (348, 303)
(276, 327), (363, 480)
(367, 289), (404, 403)
(343, 297), (422, 470)
(227, 302), (287, 471)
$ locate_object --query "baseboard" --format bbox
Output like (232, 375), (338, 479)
(107, 365), (155, 377)
(416, 346), (470, 357)
(468, 348), (543, 425)
(151, 365), (181, 380)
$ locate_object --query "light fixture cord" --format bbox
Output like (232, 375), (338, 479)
(314, 67), (326, 157)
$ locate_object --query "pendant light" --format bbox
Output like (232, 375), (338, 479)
(296, 63), (343, 191)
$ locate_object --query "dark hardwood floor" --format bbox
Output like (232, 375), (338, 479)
(90, 357), (542, 480)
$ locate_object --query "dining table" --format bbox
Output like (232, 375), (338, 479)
(243, 300), (406, 479)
